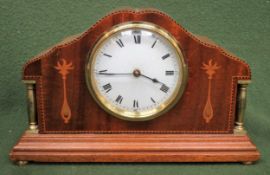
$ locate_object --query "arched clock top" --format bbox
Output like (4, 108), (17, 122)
(23, 8), (250, 79)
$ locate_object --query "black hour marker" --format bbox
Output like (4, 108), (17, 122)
(165, 70), (174, 76)
(115, 95), (123, 104)
(116, 39), (124, 48)
(102, 83), (112, 93)
(99, 70), (107, 73)
(133, 100), (139, 108)
(151, 40), (157, 48)
(150, 97), (156, 103)
(162, 53), (170, 60)
(160, 84), (169, 93)
(134, 35), (141, 44)
(103, 53), (112, 57)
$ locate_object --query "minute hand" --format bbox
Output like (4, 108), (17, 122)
(97, 72), (132, 75)
(97, 72), (165, 85)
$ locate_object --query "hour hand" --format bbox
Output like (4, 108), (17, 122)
(140, 74), (164, 85)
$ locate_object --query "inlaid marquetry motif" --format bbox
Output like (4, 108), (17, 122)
(54, 59), (74, 124)
(201, 59), (220, 123)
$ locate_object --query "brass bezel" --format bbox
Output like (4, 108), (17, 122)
(86, 22), (188, 121)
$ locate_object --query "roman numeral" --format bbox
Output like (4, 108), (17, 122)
(162, 53), (170, 60)
(103, 53), (112, 57)
(134, 35), (141, 44)
(116, 39), (124, 48)
(160, 84), (169, 93)
(133, 100), (139, 108)
(99, 70), (107, 73)
(165, 70), (174, 76)
(151, 40), (157, 48)
(102, 83), (112, 93)
(115, 95), (123, 104)
(150, 97), (156, 103)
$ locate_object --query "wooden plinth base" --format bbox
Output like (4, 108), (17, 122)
(10, 132), (260, 163)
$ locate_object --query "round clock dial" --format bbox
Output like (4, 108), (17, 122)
(86, 22), (187, 121)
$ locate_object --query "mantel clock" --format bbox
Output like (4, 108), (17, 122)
(10, 8), (260, 165)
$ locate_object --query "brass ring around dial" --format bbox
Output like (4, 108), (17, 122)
(85, 21), (188, 121)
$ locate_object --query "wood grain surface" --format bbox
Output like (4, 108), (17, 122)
(22, 9), (251, 134)
(10, 8), (260, 164)
(10, 132), (259, 163)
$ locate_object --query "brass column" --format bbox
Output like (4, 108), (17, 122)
(234, 80), (250, 135)
(24, 80), (38, 132)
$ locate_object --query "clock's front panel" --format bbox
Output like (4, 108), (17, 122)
(32, 13), (250, 134)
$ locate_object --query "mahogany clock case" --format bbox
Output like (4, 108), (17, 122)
(10, 9), (260, 163)
(22, 9), (250, 134)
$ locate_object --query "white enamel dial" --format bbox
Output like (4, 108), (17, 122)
(86, 22), (186, 121)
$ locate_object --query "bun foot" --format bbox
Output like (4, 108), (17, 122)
(16, 160), (28, 166)
(242, 161), (253, 165)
